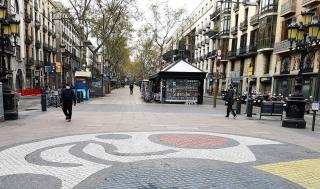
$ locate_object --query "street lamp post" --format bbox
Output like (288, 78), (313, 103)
(283, 11), (320, 128)
(0, 5), (20, 120)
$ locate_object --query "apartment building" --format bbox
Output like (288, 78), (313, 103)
(226, 0), (277, 95)
(273, 0), (320, 98)
(53, 1), (81, 87)
(163, 0), (215, 93)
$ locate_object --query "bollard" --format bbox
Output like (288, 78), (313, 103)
(236, 99), (241, 114)
(41, 93), (47, 111)
(246, 98), (254, 117)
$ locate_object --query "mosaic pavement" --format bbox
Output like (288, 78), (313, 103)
(0, 132), (319, 189)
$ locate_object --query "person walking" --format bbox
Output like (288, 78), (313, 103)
(225, 84), (237, 119)
(129, 83), (134, 95)
(61, 84), (76, 122)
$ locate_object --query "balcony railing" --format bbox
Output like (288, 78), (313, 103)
(302, 0), (320, 7)
(248, 45), (257, 52)
(280, 0), (296, 17)
(43, 25), (48, 33)
(35, 20), (41, 30)
(257, 37), (275, 50)
(35, 40), (41, 48)
(227, 50), (237, 58)
(26, 59), (34, 66)
(240, 20), (248, 31)
(221, 7), (231, 14)
(34, 1), (38, 10)
(25, 35), (33, 45)
(25, 13), (32, 23)
(48, 29), (52, 36)
(221, 30), (230, 36)
(210, 8), (221, 20)
(250, 14), (259, 26)
(203, 29), (216, 38)
(233, 3), (239, 11)
(205, 38), (210, 44)
(231, 26), (238, 35)
(260, 5), (278, 16)
(239, 47), (247, 55)
(274, 40), (295, 53)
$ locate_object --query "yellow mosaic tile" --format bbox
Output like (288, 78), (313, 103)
(255, 159), (320, 189)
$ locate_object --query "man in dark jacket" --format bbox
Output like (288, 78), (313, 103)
(225, 84), (237, 119)
(61, 84), (76, 122)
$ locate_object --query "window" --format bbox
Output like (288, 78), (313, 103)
(235, 14), (239, 27)
(260, 0), (278, 14)
(249, 29), (257, 46)
(231, 38), (237, 51)
(281, 18), (292, 41)
(264, 53), (271, 74)
(231, 61), (235, 71)
(222, 16), (230, 32)
(240, 34), (247, 48)
(240, 60), (245, 76)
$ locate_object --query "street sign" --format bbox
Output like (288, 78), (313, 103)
(312, 102), (319, 111)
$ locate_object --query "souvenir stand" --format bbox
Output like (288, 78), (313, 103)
(149, 60), (206, 104)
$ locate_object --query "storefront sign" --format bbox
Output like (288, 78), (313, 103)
(260, 77), (272, 83)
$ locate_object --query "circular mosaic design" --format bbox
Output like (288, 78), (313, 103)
(0, 132), (319, 189)
(150, 134), (239, 149)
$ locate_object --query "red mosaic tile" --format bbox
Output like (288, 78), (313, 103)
(159, 134), (227, 148)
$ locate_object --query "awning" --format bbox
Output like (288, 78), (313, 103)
(75, 71), (92, 78)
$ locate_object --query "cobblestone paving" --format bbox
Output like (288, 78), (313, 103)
(0, 132), (319, 189)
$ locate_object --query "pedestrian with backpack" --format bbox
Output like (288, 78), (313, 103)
(61, 84), (76, 122)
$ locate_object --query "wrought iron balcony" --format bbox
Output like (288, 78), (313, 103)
(280, 0), (296, 17)
(248, 45), (257, 53)
(43, 25), (48, 33)
(227, 50), (237, 58)
(210, 8), (221, 20)
(239, 47), (247, 55)
(274, 40), (295, 54)
(233, 3), (239, 12)
(231, 26), (238, 35)
(25, 13), (32, 23)
(48, 29), (52, 36)
(203, 29), (216, 38)
(257, 37), (275, 51)
(25, 35), (33, 45)
(26, 59), (34, 66)
(260, 5), (278, 16)
(221, 7), (231, 14)
(35, 20), (41, 30)
(205, 38), (210, 44)
(35, 40), (41, 48)
(302, 0), (320, 7)
(240, 20), (248, 31)
(250, 14), (259, 26)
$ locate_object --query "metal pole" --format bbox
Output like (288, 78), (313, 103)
(312, 57), (320, 131)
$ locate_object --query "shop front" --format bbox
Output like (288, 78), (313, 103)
(259, 76), (272, 95)
(149, 60), (206, 104)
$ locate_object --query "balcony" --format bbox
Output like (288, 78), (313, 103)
(201, 41), (205, 46)
(221, 7), (231, 14)
(240, 20), (248, 31)
(26, 59), (34, 66)
(206, 22), (211, 28)
(43, 43), (49, 51)
(53, 48), (57, 53)
(233, 3), (239, 12)
(203, 29), (216, 38)
(210, 8), (221, 20)
(221, 30), (230, 36)
(34, 1), (38, 10)
(35, 40), (41, 48)
(239, 47), (247, 55)
(231, 26), (238, 35)
(257, 37), (275, 51)
(48, 29), (52, 36)
(43, 25), (48, 33)
(227, 50), (237, 58)
(52, 32), (57, 38)
(302, 0), (320, 7)
(280, 0), (296, 17)
(208, 50), (216, 59)
(25, 35), (33, 45)
(35, 20), (41, 30)
(260, 5), (278, 16)
(274, 40), (295, 54)
(25, 13), (32, 23)
(205, 38), (210, 44)
(250, 14), (259, 26)
(248, 45), (257, 53)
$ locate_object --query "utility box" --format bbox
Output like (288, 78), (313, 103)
(0, 83), (4, 122)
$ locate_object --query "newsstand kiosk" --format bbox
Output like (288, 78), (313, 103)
(75, 71), (92, 100)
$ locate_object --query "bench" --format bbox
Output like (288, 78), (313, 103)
(260, 101), (284, 120)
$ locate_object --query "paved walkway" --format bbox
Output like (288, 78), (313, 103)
(0, 87), (320, 189)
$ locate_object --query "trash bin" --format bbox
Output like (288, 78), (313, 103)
(236, 99), (241, 114)
(41, 92), (47, 112)
(246, 98), (254, 117)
